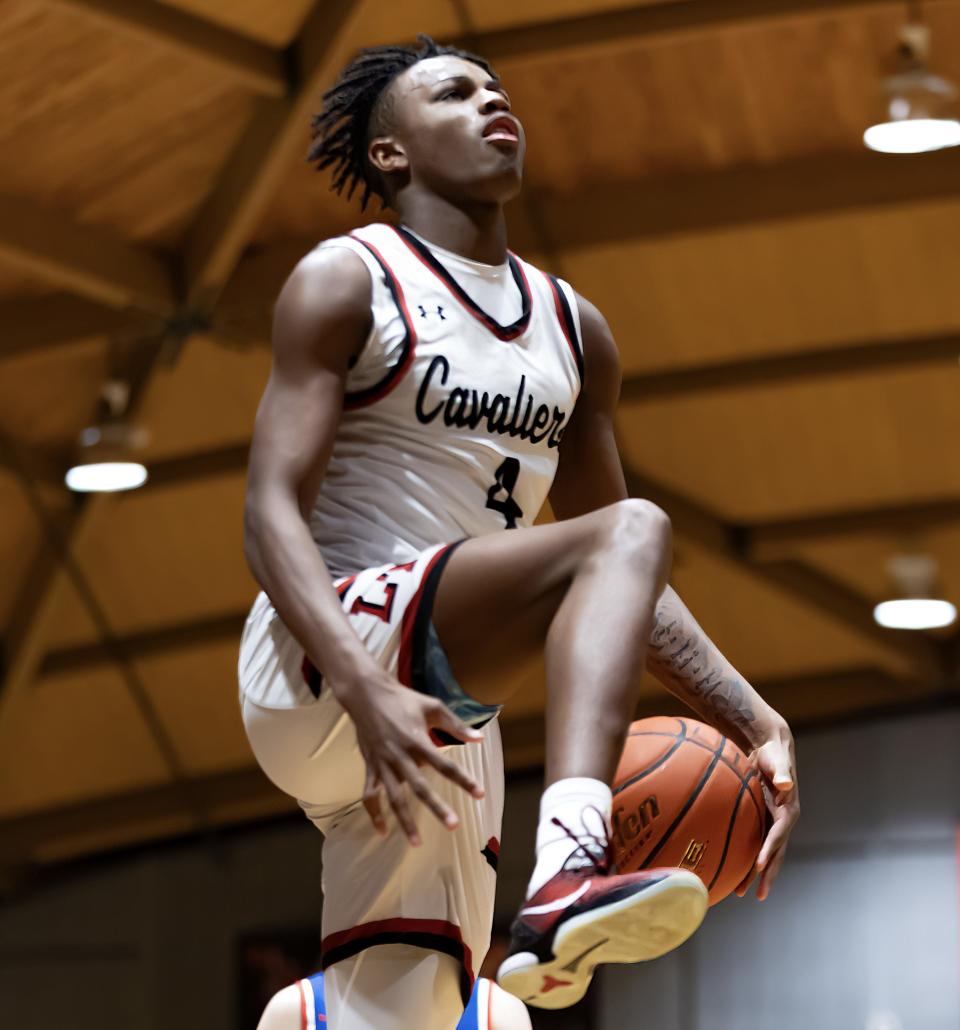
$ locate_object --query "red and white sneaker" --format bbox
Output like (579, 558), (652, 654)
(496, 831), (707, 1009)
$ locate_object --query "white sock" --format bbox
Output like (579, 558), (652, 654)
(526, 777), (613, 898)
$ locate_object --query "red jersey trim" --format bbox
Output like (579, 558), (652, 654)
(546, 273), (585, 383)
(343, 233), (418, 410)
(320, 917), (474, 1005)
(392, 226), (532, 341)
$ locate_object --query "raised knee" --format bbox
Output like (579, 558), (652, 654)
(602, 498), (672, 557)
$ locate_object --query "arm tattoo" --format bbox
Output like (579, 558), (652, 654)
(648, 604), (756, 731)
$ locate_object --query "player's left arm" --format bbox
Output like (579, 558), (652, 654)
(548, 290), (799, 901)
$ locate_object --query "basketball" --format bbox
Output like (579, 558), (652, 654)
(611, 716), (766, 905)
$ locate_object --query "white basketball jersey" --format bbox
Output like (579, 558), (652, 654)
(309, 223), (584, 577)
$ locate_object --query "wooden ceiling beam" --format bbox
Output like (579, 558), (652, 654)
(624, 464), (950, 680)
(517, 149), (960, 252)
(39, 610), (249, 678)
(0, 344), (170, 723)
(1, 765), (288, 867)
(0, 295), (158, 363)
(217, 147), (960, 330)
(0, 194), (177, 316)
(46, 0), (287, 97)
(461, 0), (895, 63)
(30, 459), (960, 679)
(749, 497), (960, 555)
(620, 331), (960, 402)
(181, 0), (361, 310)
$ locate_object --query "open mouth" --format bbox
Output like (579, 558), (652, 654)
(483, 115), (520, 144)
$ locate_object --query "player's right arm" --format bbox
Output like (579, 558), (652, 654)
(244, 248), (484, 844)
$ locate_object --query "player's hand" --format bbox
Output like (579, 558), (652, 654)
(338, 671), (486, 845)
(735, 719), (799, 901)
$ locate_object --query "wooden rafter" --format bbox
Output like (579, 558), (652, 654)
(1, 765), (288, 870)
(46, 0), (287, 97)
(0, 194), (176, 316)
(620, 331), (960, 402)
(623, 464), (951, 681)
(0, 295), (156, 363)
(462, 0), (899, 63)
(0, 342), (168, 723)
(39, 611), (249, 678)
(514, 149), (960, 252)
(749, 498), (960, 555)
(181, 0), (361, 310)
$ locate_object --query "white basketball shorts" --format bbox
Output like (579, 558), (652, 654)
(238, 541), (505, 1004)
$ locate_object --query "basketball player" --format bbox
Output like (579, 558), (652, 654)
(240, 34), (799, 1028)
(256, 973), (531, 1030)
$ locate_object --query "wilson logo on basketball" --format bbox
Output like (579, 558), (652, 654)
(611, 794), (660, 854)
(679, 840), (707, 870)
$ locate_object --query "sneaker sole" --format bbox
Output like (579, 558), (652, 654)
(497, 870), (708, 1010)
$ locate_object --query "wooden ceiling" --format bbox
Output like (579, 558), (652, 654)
(2, 0), (959, 881)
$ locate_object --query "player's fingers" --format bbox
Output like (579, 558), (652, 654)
(757, 798), (797, 868)
(428, 702), (484, 746)
(361, 769), (388, 837)
(381, 765), (421, 846)
(421, 746), (485, 800)
(734, 862), (758, 898)
(757, 740), (796, 794)
(400, 762), (460, 830)
(757, 846), (788, 901)
(757, 816), (789, 871)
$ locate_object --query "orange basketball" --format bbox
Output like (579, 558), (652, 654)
(611, 716), (766, 905)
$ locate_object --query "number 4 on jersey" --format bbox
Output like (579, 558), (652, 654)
(486, 458), (524, 529)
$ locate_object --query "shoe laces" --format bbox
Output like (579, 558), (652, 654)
(551, 805), (616, 875)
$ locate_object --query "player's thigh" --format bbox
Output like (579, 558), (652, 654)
(325, 946), (464, 1030)
(433, 499), (669, 698)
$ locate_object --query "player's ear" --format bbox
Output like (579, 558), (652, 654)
(369, 135), (408, 176)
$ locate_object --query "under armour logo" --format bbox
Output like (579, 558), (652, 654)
(541, 974), (573, 993)
(417, 304), (446, 320)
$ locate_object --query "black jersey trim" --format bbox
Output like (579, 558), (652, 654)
(321, 919), (474, 1005)
(301, 577), (356, 698)
(393, 225), (532, 341)
(343, 234), (417, 410)
(546, 273), (585, 383)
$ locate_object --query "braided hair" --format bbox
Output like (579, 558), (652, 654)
(308, 34), (495, 210)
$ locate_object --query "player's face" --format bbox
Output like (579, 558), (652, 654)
(377, 55), (525, 205)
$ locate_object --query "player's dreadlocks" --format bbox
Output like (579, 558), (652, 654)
(308, 34), (495, 210)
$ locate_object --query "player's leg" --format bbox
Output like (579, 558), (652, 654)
(431, 499), (707, 1009)
(433, 498), (672, 785)
(317, 694), (504, 1030)
(325, 946), (463, 1030)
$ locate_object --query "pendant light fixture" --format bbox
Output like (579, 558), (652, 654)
(65, 379), (150, 493)
(864, 6), (960, 154)
(873, 552), (957, 630)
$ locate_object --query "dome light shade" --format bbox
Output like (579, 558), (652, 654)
(865, 24), (960, 154)
(864, 116), (960, 153)
(873, 598), (957, 630)
(65, 461), (148, 493)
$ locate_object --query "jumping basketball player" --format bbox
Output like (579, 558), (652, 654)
(256, 973), (531, 1030)
(240, 34), (799, 1028)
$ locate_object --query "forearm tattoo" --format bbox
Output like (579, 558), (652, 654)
(648, 603), (756, 731)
